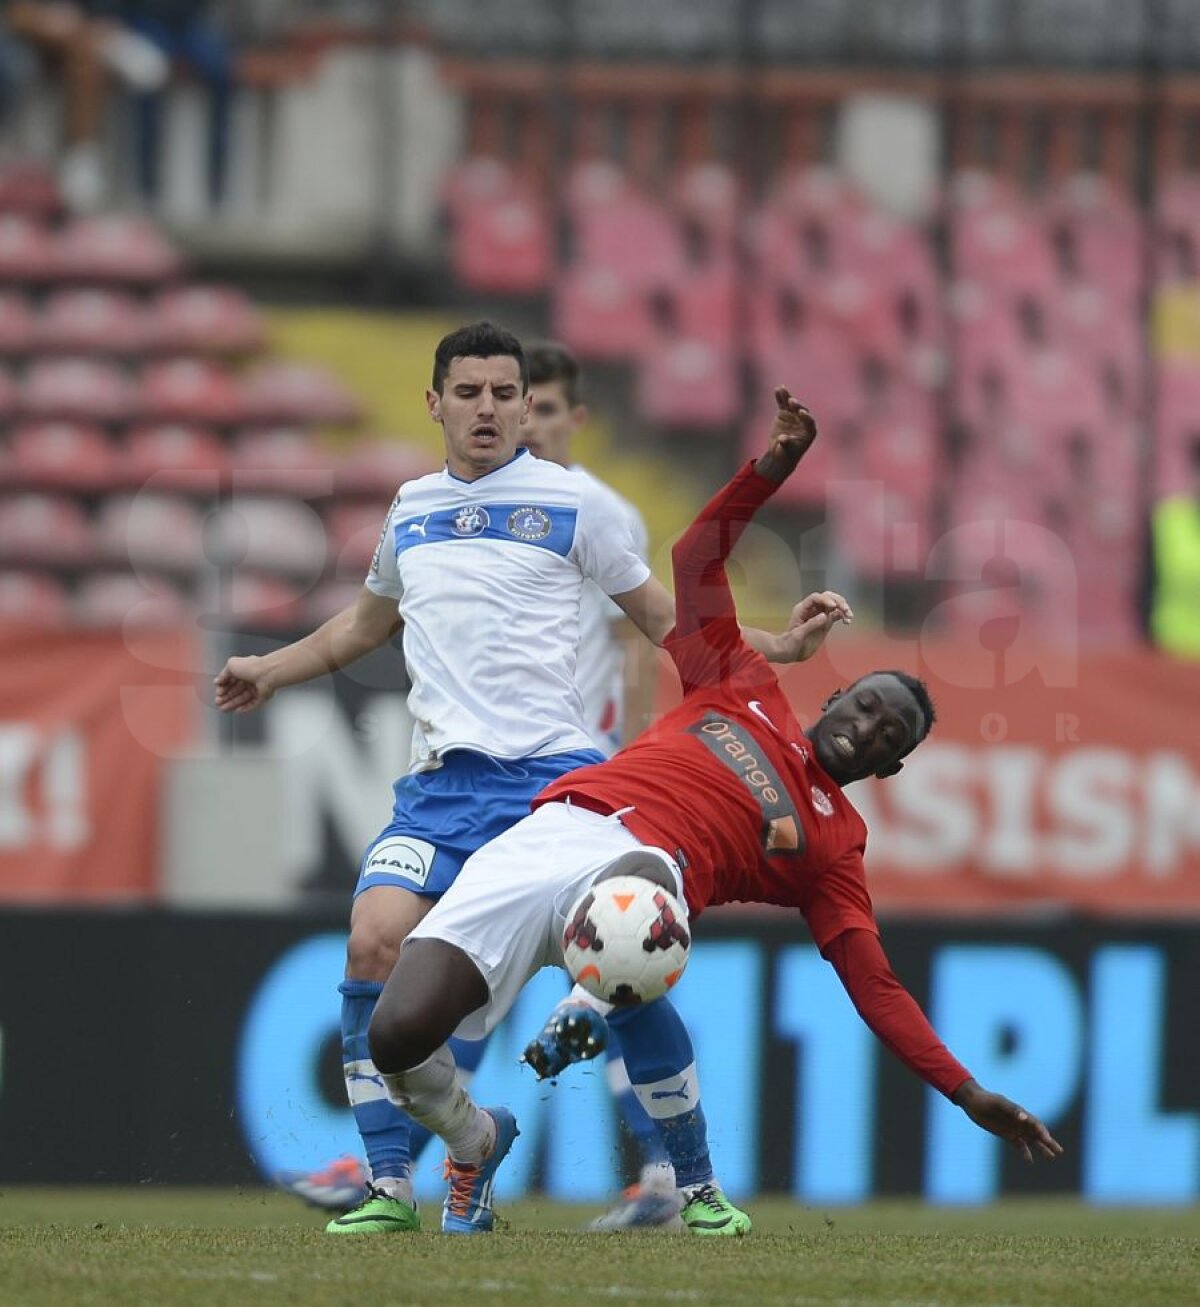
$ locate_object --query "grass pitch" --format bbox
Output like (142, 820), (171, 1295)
(1, 1189), (1197, 1307)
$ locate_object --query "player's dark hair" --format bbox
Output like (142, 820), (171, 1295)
(872, 670), (937, 752)
(526, 340), (582, 406)
(432, 321), (528, 394)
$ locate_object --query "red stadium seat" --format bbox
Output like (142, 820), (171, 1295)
(19, 358), (136, 424)
(238, 362), (362, 427)
(0, 570), (69, 622)
(35, 289), (151, 356)
(655, 261), (738, 349)
(9, 422), (120, 490)
(673, 163), (741, 245)
(635, 336), (738, 427)
(324, 501), (388, 575)
(95, 492), (204, 572)
(231, 428), (331, 494)
(552, 264), (654, 360)
(563, 159), (633, 218)
(74, 572), (191, 626)
(0, 162), (62, 219)
(0, 290), (36, 355)
(573, 195), (683, 289)
(441, 155), (521, 211)
(335, 439), (439, 496)
(773, 166), (866, 224)
(53, 215), (183, 285)
(829, 481), (933, 578)
(854, 416), (938, 505)
(151, 285), (268, 356)
(953, 206), (1059, 298)
(0, 215), (56, 280)
(121, 423), (230, 490)
(450, 189), (552, 294)
(0, 493), (94, 565)
(205, 496), (328, 578)
(138, 358), (245, 426)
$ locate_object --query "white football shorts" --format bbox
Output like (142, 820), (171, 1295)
(405, 798), (685, 1040)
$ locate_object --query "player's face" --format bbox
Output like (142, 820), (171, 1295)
(808, 673), (923, 784)
(428, 355), (529, 479)
(524, 381), (584, 468)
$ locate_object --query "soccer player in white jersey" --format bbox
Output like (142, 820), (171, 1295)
(216, 322), (808, 1236)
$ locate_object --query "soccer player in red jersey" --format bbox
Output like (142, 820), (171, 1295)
(366, 387), (1063, 1234)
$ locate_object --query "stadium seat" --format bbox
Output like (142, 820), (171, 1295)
(121, 424), (230, 491)
(828, 481), (932, 578)
(9, 421), (120, 491)
(854, 417), (939, 505)
(573, 195), (684, 289)
(774, 165), (866, 224)
(53, 215), (183, 285)
(138, 359), (245, 426)
(0, 161), (62, 219)
(238, 362), (362, 427)
(757, 329), (861, 432)
(19, 358), (136, 424)
(231, 428), (331, 494)
(654, 262), (737, 349)
(0, 570), (69, 622)
(35, 289), (151, 356)
(334, 439), (439, 496)
(94, 493), (205, 573)
(73, 572), (191, 626)
(0, 215), (56, 281)
(635, 336), (738, 426)
(441, 155), (521, 211)
(150, 285), (269, 357)
(552, 264), (654, 360)
(953, 206), (1059, 298)
(0, 493), (94, 565)
(0, 290), (36, 355)
(324, 501), (389, 574)
(450, 189), (552, 295)
(673, 163), (740, 246)
(0, 363), (16, 420)
(563, 159), (633, 218)
(204, 496), (328, 578)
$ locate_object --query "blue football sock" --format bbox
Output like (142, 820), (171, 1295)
(608, 997), (713, 1189)
(339, 979), (412, 1183)
(407, 1034), (488, 1165)
(604, 1028), (669, 1169)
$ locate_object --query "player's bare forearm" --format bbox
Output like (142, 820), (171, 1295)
(619, 621), (660, 743)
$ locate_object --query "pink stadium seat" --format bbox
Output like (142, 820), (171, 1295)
(324, 501), (389, 574)
(854, 417), (938, 504)
(231, 428), (330, 494)
(0, 291), (36, 355)
(53, 215), (183, 284)
(552, 264), (654, 360)
(829, 481), (932, 578)
(150, 285), (268, 356)
(121, 423), (230, 490)
(19, 358), (136, 423)
(9, 422), (119, 490)
(0, 570), (69, 622)
(0, 162), (62, 219)
(205, 496), (328, 578)
(226, 573), (306, 628)
(573, 195), (683, 289)
(0, 493), (94, 565)
(94, 492), (204, 572)
(953, 207), (1059, 297)
(0, 215), (56, 280)
(441, 155), (520, 211)
(335, 439), (439, 496)
(35, 289), (150, 356)
(0, 362), (16, 420)
(304, 577), (365, 626)
(138, 358), (244, 426)
(73, 572), (191, 626)
(238, 362), (362, 427)
(1011, 347), (1107, 442)
(635, 336), (738, 427)
(450, 190), (551, 295)
(659, 261), (737, 349)
(773, 166), (866, 224)
(563, 159), (633, 218)
(809, 273), (904, 360)
(673, 163), (741, 245)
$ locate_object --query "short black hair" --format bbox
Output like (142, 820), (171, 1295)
(869, 669), (937, 752)
(526, 340), (582, 406)
(431, 321), (528, 395)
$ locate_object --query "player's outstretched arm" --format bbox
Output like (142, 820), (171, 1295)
(214, 586), (402, 713)
(952, 1079), (1064, 1164)
(755, 386), (818, 484)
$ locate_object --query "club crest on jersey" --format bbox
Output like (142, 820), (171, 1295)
(811, 785), (834, 817)
(507, 506), (552, 541)
(452, 504), (489, 537)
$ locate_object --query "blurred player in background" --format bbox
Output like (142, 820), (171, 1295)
(218, 323), (807, 1236)
(364, 388), (1063, 1237)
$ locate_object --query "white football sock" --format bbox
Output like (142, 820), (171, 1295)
(381, 1045), (496, 1165)
(369, 1175), (414, 1205)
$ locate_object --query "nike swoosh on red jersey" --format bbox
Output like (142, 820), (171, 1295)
(746, 700), (778, 732)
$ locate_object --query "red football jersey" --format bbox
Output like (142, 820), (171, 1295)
(537, 462), (876, 951)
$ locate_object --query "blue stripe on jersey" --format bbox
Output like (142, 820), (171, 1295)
(392, 503), (578, 558)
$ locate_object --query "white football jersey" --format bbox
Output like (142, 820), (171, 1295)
(366, 449), (649, 770)
(572, 466), (649, 756)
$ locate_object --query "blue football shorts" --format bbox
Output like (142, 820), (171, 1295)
(353, 747), (604, 899)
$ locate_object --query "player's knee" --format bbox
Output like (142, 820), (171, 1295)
(367, 999), (433, 1074)
(345, 916), (407, 982)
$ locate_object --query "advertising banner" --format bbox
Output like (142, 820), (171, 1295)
(2, 911), (1197, 1204)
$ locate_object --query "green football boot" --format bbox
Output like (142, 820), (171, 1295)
(325, 1183), (421, 1234)
(680, 1183), (752, 1236)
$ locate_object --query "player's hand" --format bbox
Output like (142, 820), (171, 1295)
(953, 1079), (1064, 1163)
(755, 387), (818, 484)
(776, 591), (853, 662)
(214, 655), (275, 713)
